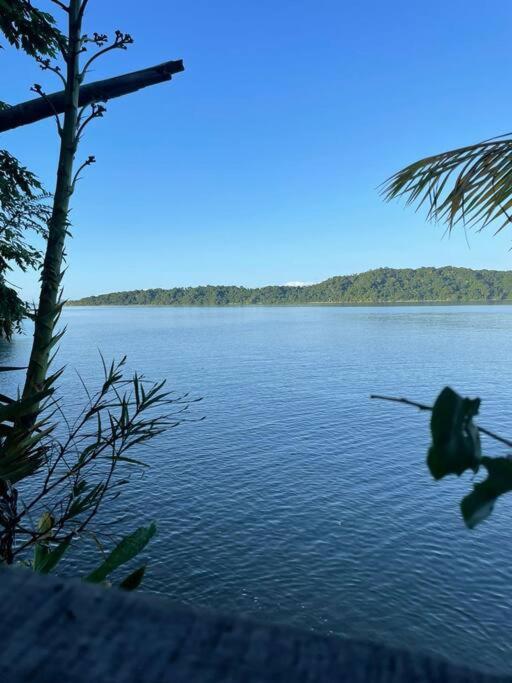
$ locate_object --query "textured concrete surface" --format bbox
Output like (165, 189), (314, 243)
(0, 568), (508, 682)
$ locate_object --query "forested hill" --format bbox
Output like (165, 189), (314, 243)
(69, 267), (512, 306)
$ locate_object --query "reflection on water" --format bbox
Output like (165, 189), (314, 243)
(2, 305), (512, 674)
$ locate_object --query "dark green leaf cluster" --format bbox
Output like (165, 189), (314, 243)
(0, 0), (62, 57)
(428, 388), (481, 480)
(70, 267), (512, 307)
(0, 151), (50, 339)
(0, 150), (43, 207)
(0, 284), (28, 338)
(427, 387), (512, 528)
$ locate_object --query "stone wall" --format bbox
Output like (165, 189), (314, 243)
(0, 569), (507, 682)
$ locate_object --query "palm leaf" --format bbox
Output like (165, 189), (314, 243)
(383, 134), (512, 233)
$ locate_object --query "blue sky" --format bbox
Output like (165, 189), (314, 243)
(2, 0), (512, 299)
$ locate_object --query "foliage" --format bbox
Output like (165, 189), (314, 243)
(70, 266), (512, 307)
(0, 353), (195, 573)
(34, 521), (156, 590)
(85, 523), (156, 588)
(383, 133), (512, 235)
(427, 388), (512, 529)
(0, 150), (43, 208)
(378, 123), (512, 530)
(372, 385), (512, 529)
(0, 0), (62, 57)
(428, 388), (481, 480)
(0, 285), (28, 339)
(0, 151), (50, 339)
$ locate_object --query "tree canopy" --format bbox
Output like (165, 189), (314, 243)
(70, 267), (512, 307)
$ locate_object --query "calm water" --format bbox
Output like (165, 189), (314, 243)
(2, 305), (512, 674)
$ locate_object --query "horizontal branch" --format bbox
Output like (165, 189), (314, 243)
(0, 60), (184, 133)
(370, 394), (512, 448)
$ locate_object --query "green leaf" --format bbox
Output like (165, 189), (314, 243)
(114, 455), (149, 467)
(382, 134), (512, 235)
(427, 387), (481, 480)
(67, 483), (104, 519)
(33, 512), (54, 572)
(33, 538), (71, 574)
(85, 523), (156, 584)
(461, 457), (512, 528)
(119, 565), (146, 591)
(0, 387), (52, 423)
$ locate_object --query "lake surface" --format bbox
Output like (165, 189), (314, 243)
(2, 305), (512, 674)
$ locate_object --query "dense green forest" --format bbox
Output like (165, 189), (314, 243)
(70, 267), (512, 306)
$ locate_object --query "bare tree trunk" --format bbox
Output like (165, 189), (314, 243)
(22, 0), (82, 401)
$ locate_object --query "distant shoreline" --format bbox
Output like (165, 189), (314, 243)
(68, 267), (512, 308)
(67, 299), (512, 308)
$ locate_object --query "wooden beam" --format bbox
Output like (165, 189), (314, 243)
(0, 59), (184, 134)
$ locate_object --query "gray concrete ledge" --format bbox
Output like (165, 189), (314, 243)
(0, 568), (508, 682)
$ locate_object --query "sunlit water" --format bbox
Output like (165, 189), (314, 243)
(2, 305), (512, 674)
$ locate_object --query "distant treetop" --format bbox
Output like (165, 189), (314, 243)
(70, 266), (512, 306)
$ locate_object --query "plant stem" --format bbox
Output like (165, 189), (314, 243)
(370, 394), (512, 448)
(0, 0), (82, 565)
(22, 0), (82, 404)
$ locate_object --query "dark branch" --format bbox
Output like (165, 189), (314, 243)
(71, 155), (96, 191)
(50, 0), (69, 10)
(370, 394), (512, 448)
(370, 394), (432, 411)
(35, 56), (67, 88)
(29, 84), (63, 136)
(76, 103), (106, 139)
(81, 31), (134, 78)
(0, 60), (185, 133)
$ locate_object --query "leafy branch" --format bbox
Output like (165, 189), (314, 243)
(0, 352), (200, 581)
(382, 133), (512, 236)
(370, 394), (512, 448)
(372, 388), (512, 528)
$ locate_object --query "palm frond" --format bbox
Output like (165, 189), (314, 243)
(383, 133), (512, 234)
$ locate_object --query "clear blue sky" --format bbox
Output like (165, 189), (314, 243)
(2, 0), (512, 299)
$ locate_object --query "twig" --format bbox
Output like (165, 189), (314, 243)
(81, 32), (134, 79)
(71, 155), (96, 190)
(370, 394), (512, 448)
(35, 56), (66, 88)
(76, 104), (105, 139)
(50, 0), (69, 11)
(30, 84), (63, 136)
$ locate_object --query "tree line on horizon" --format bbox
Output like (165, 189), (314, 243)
(70, 266), (512, 306)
